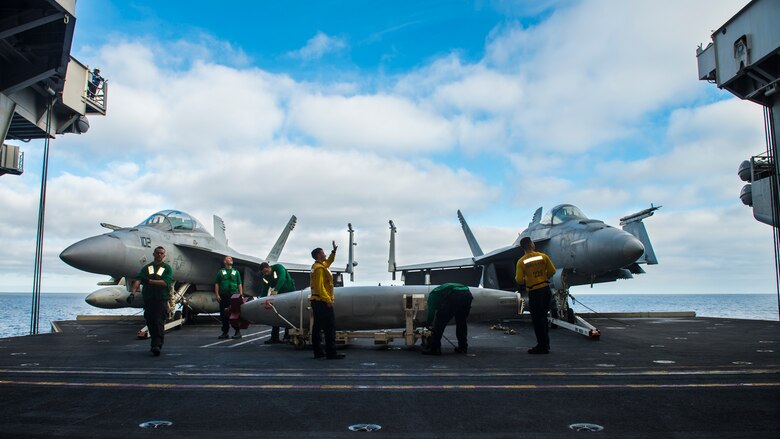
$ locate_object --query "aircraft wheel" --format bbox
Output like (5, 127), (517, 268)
(567, 308), (576, 324)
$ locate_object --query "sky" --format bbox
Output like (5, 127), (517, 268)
(1, 0), (775, 296)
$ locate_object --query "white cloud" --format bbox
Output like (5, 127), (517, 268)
(432, 68), (524, 114)
(288, 93), (455, 152)
(288, 31), (348, 61)
(482, 0), (752, 152)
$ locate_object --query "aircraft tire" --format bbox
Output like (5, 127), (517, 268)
(567, 308), (575, 324)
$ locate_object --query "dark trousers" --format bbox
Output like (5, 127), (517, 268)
(144, 299), (169, 350)
(219, 296), (232, 333)
(311, 300), (337, 355)
(429, 290), (473, 351)
(529, 286), (552, 350)
(271, 326), (288, 340)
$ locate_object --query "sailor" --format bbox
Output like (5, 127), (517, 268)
(87, 68), (103, 98)
(309, 241), (344, 359)
(422, 283), (474, 355)
(128, 246), (173, 356)
(215, 256), (243, 339)
(515, 237), (556, 354)
(259, 261), (295, 344)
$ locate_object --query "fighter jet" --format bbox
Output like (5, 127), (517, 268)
(388, 204), (660, 338)
(60, 209), (355, 320)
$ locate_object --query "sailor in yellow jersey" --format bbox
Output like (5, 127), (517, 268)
(515, 237), (556, 354)
(309, 241), (344, 360)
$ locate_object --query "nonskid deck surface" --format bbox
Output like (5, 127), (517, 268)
(0, 316), (778, 438)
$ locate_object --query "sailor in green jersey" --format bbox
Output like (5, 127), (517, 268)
(422, 283), (473, 355)
(215, 256), (243, 339)
(259, 261), (295, 344)
(128, 246), (174, 357)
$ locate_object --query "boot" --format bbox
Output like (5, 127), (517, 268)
(421, 347), (442, 356)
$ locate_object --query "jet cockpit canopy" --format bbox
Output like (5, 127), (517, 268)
(137, 210), (206, 233)
(541, 204), (587, 225)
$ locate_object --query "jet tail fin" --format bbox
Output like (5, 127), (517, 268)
(266, 215), (297, 264)
(388, 220), (397, 279)
(620, 205), (661, 265)
(213, 215), (227, 246)
(457, 210), (484, 257)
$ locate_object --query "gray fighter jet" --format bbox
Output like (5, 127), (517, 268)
(389, 204), (660, 337)
(60, 209), (354, 320)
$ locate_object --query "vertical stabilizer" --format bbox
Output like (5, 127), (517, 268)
(622, 221), (658, 264)
(266, 215), (297, 264)
(388, 220), (397, 280)
(213, 215), (227, 246)
(457, 210), (484, 257)
(620, 205), (661, 265)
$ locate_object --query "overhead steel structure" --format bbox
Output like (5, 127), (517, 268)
(696, 0), (779, 318)
(697, 0), (780, 227)
(1, 0), (107, 174)
(0, 0), (107, 333)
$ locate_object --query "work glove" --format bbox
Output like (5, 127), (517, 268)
(126, 294), (135, 304)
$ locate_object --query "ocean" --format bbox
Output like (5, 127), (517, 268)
(0, 292), (777, 338)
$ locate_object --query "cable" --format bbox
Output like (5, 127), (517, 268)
(763, 105), (780, 321)
(30, 98), (54, 335)
(569, 294), (630, 326)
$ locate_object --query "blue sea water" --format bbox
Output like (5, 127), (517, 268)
(569, 293), (779, 322)
(1, 293), (140, 338)
(0, 292), (777, 338)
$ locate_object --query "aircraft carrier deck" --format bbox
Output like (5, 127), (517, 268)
(0, 314), (778, 438)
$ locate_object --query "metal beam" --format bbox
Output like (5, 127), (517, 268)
(1, 68), (57, 95)
(0, 12), (66, 40)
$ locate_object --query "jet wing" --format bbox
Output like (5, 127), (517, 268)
(472, 245), (525, 266)
(393, 257), (482, 287)
(274, 261), (312, 272)
(174, 243), (264, 268)
(394, 257), (476, 272)
(176, 243), (349, 274)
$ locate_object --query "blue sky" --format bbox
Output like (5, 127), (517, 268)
(2, 0), (775, 296)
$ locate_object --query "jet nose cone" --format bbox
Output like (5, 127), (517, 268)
(623, 236), (645, 262)
(586, 229), (646, 271)
(60, 235), (127, 275)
